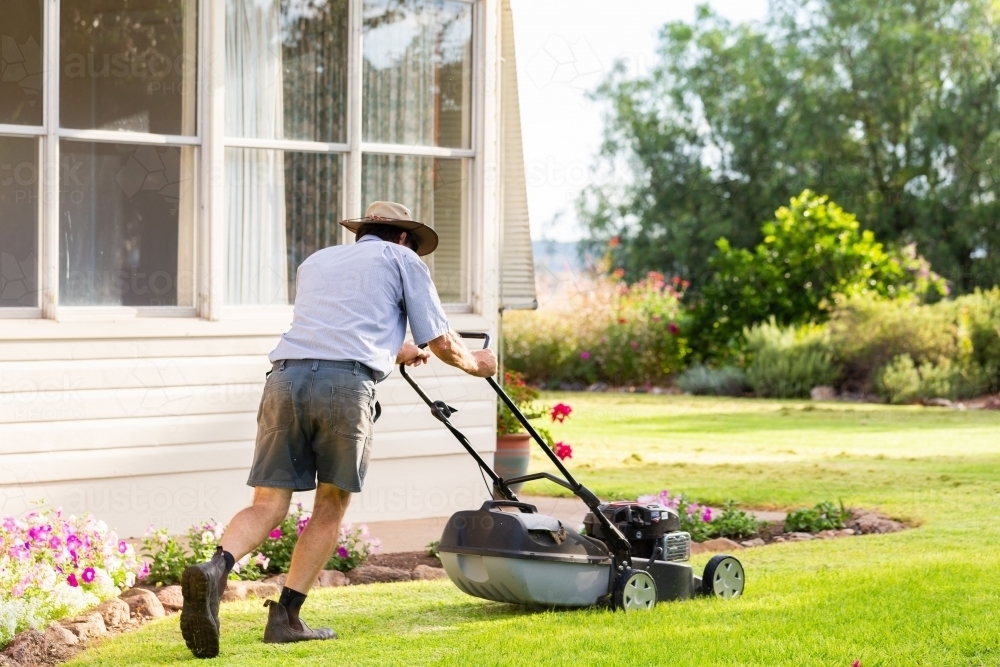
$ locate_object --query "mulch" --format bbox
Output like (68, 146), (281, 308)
(366, 551), (441, 570)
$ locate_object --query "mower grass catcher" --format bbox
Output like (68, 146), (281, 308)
(400, 333), (745, 612)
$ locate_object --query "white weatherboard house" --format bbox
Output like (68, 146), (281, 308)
(0, 0), (536, 537)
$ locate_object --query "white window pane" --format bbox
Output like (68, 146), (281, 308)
(0, 0), (43, 125)
(0, 136), (39, 308)
(363, 0), (473, 148)
(361, 155), (467, 303)
(225, 148), (343, 305)
(226, 0), (348, 143)
(59, 141), (196, 306)
(61, 0), (198, 135)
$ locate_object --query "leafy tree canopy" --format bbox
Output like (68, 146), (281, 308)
(690, 190), (948, 359)
(580, 0), (1000, 293)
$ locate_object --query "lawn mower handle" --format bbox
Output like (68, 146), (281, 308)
(399, 331), (635, 567)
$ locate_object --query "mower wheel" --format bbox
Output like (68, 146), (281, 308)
(702, 555), (744, 599)
(612, 568), (657, 612)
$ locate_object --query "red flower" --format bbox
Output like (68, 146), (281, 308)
(609, 236), (620, 248)
(630, 341), (639, 349)
(612, 268), (625, 279)
(668, 323), (680, 335)
(553, 442), (573, 460)
(617, 317), (627, 324)
(550, 403), (572, 423)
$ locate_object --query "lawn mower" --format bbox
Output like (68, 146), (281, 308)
(399, 332), (745, 611)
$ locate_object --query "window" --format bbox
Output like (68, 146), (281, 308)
(0, 0), (477, 317)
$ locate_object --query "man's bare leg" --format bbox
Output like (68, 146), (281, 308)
(220, 486), (293, 560)
(280, 483), (351, 628)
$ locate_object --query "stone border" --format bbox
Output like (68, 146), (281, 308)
(0, 563), (448, 667)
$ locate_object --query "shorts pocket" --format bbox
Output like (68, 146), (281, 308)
(330, 387), (374, 439)
(259, 381), (294, 434)
(357, 435), (373, 483)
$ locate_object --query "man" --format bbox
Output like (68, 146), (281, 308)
(180, 201), (497, 659)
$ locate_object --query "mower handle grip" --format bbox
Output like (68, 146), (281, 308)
(480, 500), (537, 513)
(415, 331), (491, 351)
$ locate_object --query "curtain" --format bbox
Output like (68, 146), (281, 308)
(225, 0), (288, 305)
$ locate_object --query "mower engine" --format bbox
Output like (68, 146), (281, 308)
(583, 501), (691, 562)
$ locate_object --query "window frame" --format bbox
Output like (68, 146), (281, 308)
(0, 0), (481, 321)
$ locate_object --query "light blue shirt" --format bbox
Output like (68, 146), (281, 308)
(269, 236), (451, 378)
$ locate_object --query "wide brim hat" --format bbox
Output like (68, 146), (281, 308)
(339, 201), (439, 256)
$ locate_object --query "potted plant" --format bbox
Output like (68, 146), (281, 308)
(496, 371), (573, 492)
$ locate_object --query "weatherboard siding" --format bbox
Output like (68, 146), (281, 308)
(0, 314), (495, 537)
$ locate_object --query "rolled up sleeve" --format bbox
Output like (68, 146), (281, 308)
(399, 254), (451, 346)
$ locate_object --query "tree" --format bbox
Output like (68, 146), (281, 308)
(580, 0), (1000, 293)
(690, 190), (947, 359)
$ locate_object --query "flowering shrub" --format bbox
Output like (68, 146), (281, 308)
(257, 504), (380, 574)
(784, 501), (850, 533)
(1, 508), (140, 647)
(637, 491), (760, 542)
(141, 520), (268, 586)
(324, 523), (380, 572)
(496, 372), (575, 460)
(504, 265), (689, 387)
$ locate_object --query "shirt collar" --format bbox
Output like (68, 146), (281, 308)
(356, 235), (382, 245)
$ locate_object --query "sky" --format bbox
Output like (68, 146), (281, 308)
(510, 0), (770, 241)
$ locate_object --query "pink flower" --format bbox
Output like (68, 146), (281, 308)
(49, 536), (62, 550)
(138, 562), (150, 580)
(66, 535), (82, 551)
(579, 351), (591, 360)
(852, 662), (861, 667)
(668, 323), (680, 335)
(652, 315), (662, 322)
(553, 442), (573, 460)
(630, 341), (639, 349)
(550, 403), (572, 423)
(118, 540), (128, 554)
(269, 528), (283, 540)
(701, 507), (713, 522)
(67, 573), (79, 587)
(254, 553), (270, 570)
(82, 567), (96, 584)
(296, 517), (310, 537)
(337, 546), (349, 559)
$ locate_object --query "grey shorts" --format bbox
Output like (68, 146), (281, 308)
(247, 360), (377, 493)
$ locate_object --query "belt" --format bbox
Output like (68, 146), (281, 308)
(274, 359), (378, 381)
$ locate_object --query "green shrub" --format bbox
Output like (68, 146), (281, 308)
(743, 319), (840, 398)
(710, 502), (761, 540)
(784, 501), (850, 533)
(828, 289), (1000, 397)
(676, 364), (747, 396)
(505, 270), (689, 386)
(690, 190), (948, 361)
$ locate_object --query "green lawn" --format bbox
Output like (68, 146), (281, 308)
(68, 394), (1000, 666)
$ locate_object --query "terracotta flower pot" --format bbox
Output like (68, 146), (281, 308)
(494, 433), (532, 493)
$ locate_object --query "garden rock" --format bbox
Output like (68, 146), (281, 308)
(347, 566), (412, 585)
(245, 581), (281, 599)
(690, 537), (743, 554)
(155, 585), (183, 612)
(849, 511), (904, 534)
(2, 629), (58, 666)
(814, 530), (839, 540)
(221, 581), (248, 602)
(786, 532), (815, 541)
(810, 386), (837, 401)
(587, 382), (609, 392)
(838, 528), (856, 536)
(61, 612), (108, 642)
(740, 538), (766, 548)
(95, 598), (131, 629)
(315, 570), (348, 588)
(264, 573), (286, 588)
(412, 565), (448, 580)
(44, 623), (79, 648)
(122, 588), (165, 619)
(922, 397), (953, 408)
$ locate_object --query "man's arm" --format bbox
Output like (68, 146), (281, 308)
(427, 331), (497, 378)
(396, 340), (431, 367)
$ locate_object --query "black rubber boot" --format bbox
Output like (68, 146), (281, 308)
(262, 600), (337, 643)
(180, 549), (229, 658)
